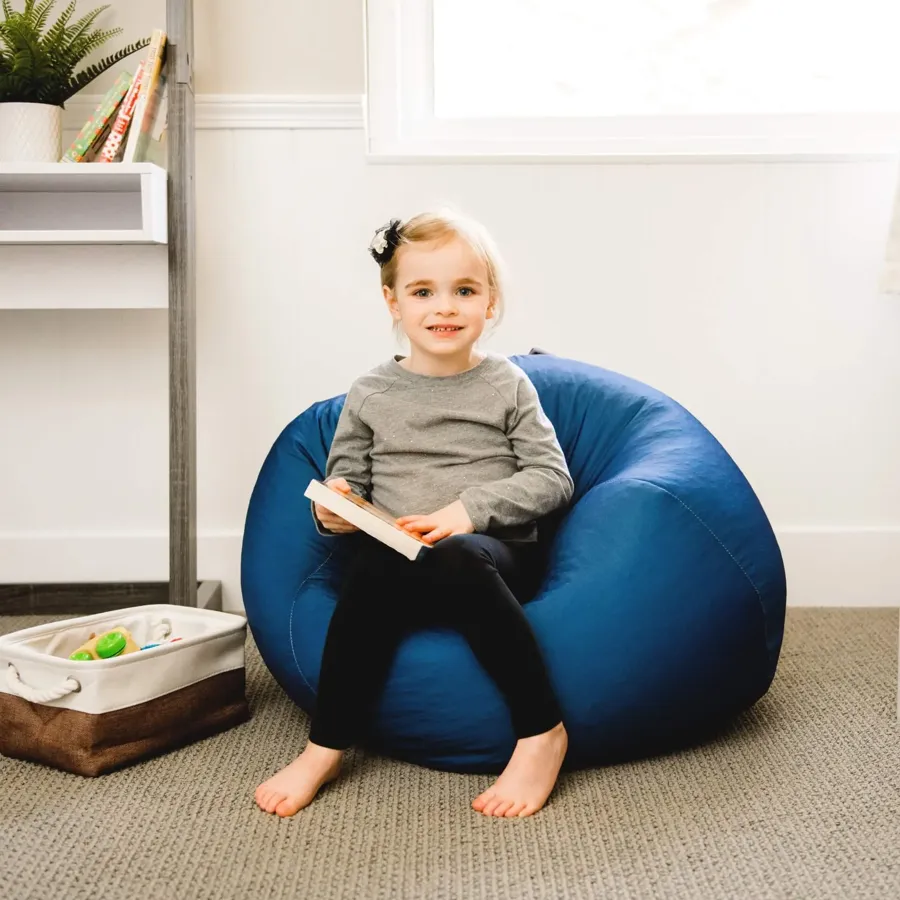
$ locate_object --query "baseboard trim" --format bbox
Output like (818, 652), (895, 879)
(0, 528), (898, 609)
(776, 527), (900, 608)
(0, 532), (242, 611)
(0, 581), (223, 615)
(63, 94), (364, 132)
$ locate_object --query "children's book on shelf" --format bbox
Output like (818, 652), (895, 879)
(139, 65), (169, 168)
(122, 28), (168, 164)
(61, 71), (133, 163)
(304, 479), (432, 562)
(96, 61), (145, 162)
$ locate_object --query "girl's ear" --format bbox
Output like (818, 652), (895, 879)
(383, 284), (401, 321)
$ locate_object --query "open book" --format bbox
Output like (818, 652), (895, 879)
(304, 479), (431, 562)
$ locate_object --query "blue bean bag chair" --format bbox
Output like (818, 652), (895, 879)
(241, 352), (786, 772)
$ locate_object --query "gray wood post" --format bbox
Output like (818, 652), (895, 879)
(166, 0), (197, 606)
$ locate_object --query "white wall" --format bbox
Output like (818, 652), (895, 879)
(2, 2), (899, 611)
(84, 0), (364, 95)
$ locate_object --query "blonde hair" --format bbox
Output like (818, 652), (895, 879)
(379, 210), (506, 344)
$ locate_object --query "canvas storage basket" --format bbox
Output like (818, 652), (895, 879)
(0, 605), (250, 776)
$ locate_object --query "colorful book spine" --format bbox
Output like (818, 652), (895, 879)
(96, 61), (145, 163)
(122, 28), (167, 164)
(61, 72), (133, 163)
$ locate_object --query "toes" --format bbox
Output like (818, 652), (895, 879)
(492, 800), (515, 818)
(265, 792), (287, 814)
(504, 801), (527, 818)
(275, 797), (301, 818)
(472, 791), (494, 811)
(482, 796), (505, 817)
(516, 803), (539, 818)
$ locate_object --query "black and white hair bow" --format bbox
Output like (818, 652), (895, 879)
(368, 218), (403, 266)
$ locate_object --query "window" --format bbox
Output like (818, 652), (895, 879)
(365, 0), (900, 160)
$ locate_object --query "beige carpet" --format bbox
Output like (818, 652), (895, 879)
(2, 608), (899, 900)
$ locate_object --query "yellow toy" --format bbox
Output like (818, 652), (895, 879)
(69, 627), (141, 661)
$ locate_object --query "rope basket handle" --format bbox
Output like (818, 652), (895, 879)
(6, 664), (80, 703)
(4, 616), (174, 704)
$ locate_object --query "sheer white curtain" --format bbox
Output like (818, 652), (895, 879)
(881, 171), (900, 294)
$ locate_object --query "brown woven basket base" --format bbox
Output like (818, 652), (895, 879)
(0, 668), (251, 777)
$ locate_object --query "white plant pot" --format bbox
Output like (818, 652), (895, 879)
(0, 102), (63, 163)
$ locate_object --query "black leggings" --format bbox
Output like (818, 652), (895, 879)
(309, 533), (564, 750)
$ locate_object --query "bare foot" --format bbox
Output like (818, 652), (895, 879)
(472, 722), (568, 818)
(254, 742), (344, 817)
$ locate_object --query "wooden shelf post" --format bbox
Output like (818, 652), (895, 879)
(167, 0), (197, 606)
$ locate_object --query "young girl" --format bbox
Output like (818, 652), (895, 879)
(255, 211), (574, 819)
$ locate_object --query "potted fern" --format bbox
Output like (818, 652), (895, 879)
(0, 0), (149, 162)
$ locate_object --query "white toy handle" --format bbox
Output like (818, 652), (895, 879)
(152, 618), (173, 642)
(6, 664), (80, 704)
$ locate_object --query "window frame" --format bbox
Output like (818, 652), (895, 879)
(364, 0), (900, 163)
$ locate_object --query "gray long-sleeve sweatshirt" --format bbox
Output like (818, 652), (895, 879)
(312, 353), (574, 542)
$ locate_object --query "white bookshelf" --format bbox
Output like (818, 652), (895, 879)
(0, 163), (167, 245)
(1, 0), (207, 611)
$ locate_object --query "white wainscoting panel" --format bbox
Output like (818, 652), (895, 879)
(3, 114), (899, 611)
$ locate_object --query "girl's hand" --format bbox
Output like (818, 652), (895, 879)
(396, 500), (475, 544)
(315, 478), (360, 534)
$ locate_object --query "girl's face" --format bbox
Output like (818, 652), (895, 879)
(384, 237), (495, 360)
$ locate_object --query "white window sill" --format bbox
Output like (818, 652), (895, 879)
(363, 111), (900, 165)
(365, 148), (900, 165)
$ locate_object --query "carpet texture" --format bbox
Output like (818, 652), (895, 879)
(2, 608), (898, 900)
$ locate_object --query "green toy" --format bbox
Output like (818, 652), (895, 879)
(69, 627), (140, 661)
